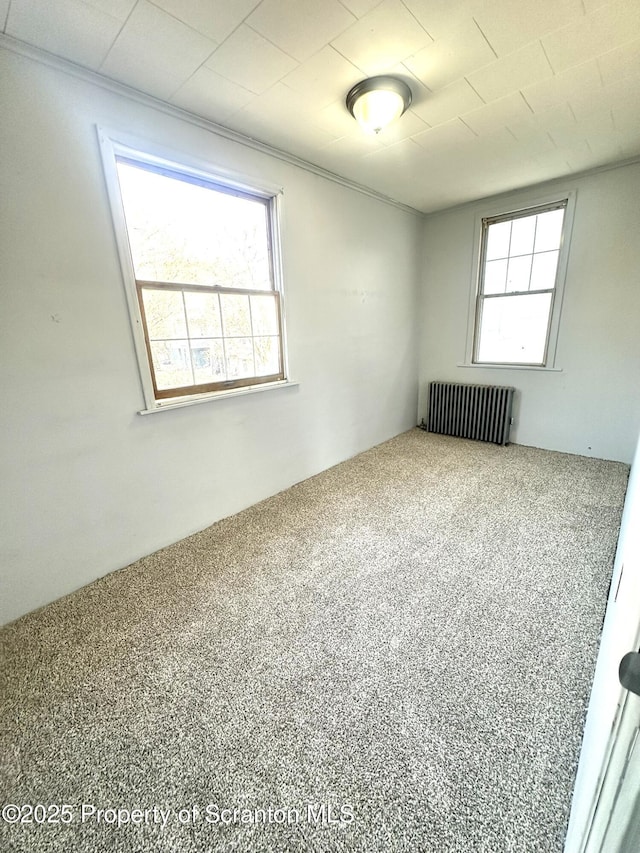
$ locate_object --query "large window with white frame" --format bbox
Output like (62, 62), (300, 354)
(472, 197), (572, 367)
(104, 141), (287, 409)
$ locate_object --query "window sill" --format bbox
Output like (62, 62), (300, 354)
(457, 363), (562, 372)
(138, 379), (299, 415)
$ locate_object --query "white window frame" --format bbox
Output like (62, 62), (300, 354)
(97, 127), (293, 413)
(463, 189), (576, 371)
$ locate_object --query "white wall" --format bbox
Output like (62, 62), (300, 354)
(0, 47), (421, 625)
(418, 163), (640, 463)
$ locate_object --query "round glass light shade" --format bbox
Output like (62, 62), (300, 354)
(346, 77), (412, 134)
(352, 89), (405, 134)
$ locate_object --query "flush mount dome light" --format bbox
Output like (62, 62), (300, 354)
(346, 76), (412, 134)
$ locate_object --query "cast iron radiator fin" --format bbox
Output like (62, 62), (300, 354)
(427, 381), (515, 446)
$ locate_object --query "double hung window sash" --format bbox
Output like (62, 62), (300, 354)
(474, 200), (567, 367)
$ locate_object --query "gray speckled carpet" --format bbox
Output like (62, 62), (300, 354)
(0, 430), (629, 853)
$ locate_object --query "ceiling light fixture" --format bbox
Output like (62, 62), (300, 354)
(346, 76), (412, 135)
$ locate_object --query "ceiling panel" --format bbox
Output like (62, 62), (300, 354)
(232, 80), (319, 124)
(466, 42), (553, 104)
(2, 0), (639, 213)
(548, 108), (614, 147)
(460, 92), (534, 136)
(542, 0), (640, 73)
(6, 0), (122, 69)
(612, 102), (640, 134)
(77, 0), (137, 18)
(565, 140), (604, 172)
(204, 24), (297, 95)
(507, 103), (575, 148)
(401, 0), (481, 42)
(359, 140), (430, 192)
(280, 46), (363, 110)
(330, 0), (433, 76)
(473, 0), (584, 57)
(412, 118), (477, 151)
(363, 137), (426, 165)
(403, 18), (496, 91)
(150, 0), (262, 44)
(576, 73), (640, 123)
(582, 0), (613, 11)
(100, 0), (217, 99)
(246, 0), (356, 63)
(226, 88), (338, 156)
(339, 0), (386, 18)
(170, 66), (255, 122)
(411, 78), (483, 126)
(521, 61), (603, 115)
(597, 37), (640, 85)
(315, 133), (386, 173)
(503, 126), (557, 160)
(313, 98), (365, 138)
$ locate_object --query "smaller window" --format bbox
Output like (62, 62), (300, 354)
(105, 143), (287, 407)
(473, 199), (569, 367)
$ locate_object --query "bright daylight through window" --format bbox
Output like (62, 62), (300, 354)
(115, 157), (285, 402)
(474, 200), (568, 366)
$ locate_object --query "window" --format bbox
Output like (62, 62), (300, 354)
(472, 197), (572, 367)
(104, 138), (287, 409)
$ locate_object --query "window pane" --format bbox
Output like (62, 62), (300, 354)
(191, 339), (226, 384)
(506, 254), (532, 292)
(254, 336), (281, 376)
(150, 340), (194, 389)
(509, 214), (536, 256)
(534, 208), (565, 252)
(530, 250), (559, 291)
(142, 289), (187, 339)
(220, 293), (251, 336)
(250, 294), (279, 335)
(116, 161), (272, 290)
(485, 220), (511, 260)
(483, 259), (507, 294)
(477, 293), (552, 364)
(225, 337), (254, 379)
(184, 291), (222, 337)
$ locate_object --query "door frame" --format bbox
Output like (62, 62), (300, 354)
(564, 433), (640, 852)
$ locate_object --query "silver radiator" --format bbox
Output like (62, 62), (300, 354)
(427, 381), (515, 446)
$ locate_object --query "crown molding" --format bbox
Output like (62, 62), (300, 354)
(0, 33), (422, 218)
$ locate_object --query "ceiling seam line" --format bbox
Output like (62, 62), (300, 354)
(520, 92), (535, 114)
(144, 0), (220, 45)
(98, 0), (140, 72)
(3, 0), (12, 32)
(538, 40), (555, 75)
(465, 78), (486, 105)
(328, 42), (370, 78)
(398, 0), (435, 42)
(459, 117), (479, 138)
(472, 18), (498, 60)
(243, 21), (300, 64)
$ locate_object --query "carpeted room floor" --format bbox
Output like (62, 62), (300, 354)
(0, 429), (630, 853)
